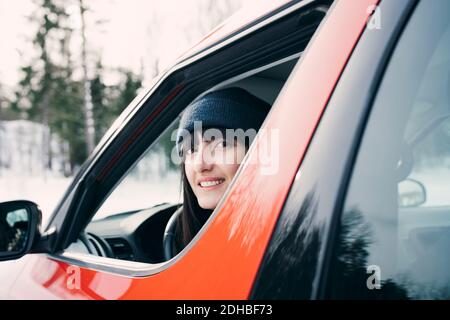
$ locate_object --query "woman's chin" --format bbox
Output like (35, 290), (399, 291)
(197, 198), (219, 210)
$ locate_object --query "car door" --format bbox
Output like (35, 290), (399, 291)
(7, 0), (379, 299)
(324, 0), (450, 299)
(253, 0), (450, 300)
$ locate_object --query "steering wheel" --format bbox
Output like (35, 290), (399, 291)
(162, 207), (182, 261)
(79, 231), (97, 255)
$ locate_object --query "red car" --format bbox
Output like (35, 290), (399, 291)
(1, 0), (449, 299)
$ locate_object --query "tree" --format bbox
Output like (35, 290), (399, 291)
(90, 61), (109, 143)
(79, 0), (96, 155)
(10, 0), (73, 171)
(0, 84), (17, 121)
(91, 64), (143, 144)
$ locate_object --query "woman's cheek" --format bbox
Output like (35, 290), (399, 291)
(184, 163), (196, 189)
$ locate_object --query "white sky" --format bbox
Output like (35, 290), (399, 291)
(0, 1), (33, 90)
(0, 0), (244, 92)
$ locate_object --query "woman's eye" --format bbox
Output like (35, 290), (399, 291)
(183, 145), (197, 155)
(220, 139), (237, 149)
(210, 140), (227, 151)
(188, 147), (198, 154)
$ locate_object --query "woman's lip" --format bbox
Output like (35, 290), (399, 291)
(197, 177), (225, 188)
(197, 177), (225, 184)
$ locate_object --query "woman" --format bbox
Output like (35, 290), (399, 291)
(163, 87), (271, 260)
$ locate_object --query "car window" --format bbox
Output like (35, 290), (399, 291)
(67, 84), (281, 262)
(65, 119), (183, 262)
(327, 0), (450, 299)
(94, 120), (181, 221)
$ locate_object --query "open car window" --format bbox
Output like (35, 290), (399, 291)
(66, 56), (299, 263)
(94, 120), (181, 221)
(58, 0), (331, 270)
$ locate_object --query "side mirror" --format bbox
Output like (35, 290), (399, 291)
(0, 201), (42, 262)
(398, 178), (427, 208)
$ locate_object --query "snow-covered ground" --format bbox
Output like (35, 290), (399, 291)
(0, 120), (182, 224)
(0, 172), (182, 225)
(0, 120), (73, 225)
(0, 174), (72, 225)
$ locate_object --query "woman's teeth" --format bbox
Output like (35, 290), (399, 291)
(199, 179), (224, 187)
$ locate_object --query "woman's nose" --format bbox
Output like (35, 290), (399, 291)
(193, 144), (214, 172)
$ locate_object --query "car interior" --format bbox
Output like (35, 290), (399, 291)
(67, 56), (300, 263)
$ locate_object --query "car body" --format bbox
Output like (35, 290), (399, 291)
(1, 0), (449, 299)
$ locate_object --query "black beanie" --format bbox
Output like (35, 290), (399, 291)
(176, 87), (271, 151)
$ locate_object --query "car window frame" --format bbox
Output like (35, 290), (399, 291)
(42, 0), (332, 275)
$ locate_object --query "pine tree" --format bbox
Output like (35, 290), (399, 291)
(79, 0), (96, 155)
(6, 0), (154, 176)
(90, 61), (110, 143)
(11, 0), (73, 172)
(112, 70), (143, 115)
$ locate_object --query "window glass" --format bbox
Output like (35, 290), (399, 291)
(94, 120), (181, 221)
(328, 0), (450, 299)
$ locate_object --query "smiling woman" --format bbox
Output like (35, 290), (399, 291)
(169, 87), (271, 259)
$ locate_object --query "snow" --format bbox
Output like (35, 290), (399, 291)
(0, 120), (72, 224)
(0, 174), (72, 226)
(0, 120), (182, 225)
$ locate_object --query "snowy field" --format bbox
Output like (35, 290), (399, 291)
(0, 120), (182, 224)
(0, 174), (72, 225)
(0, 172), (182, 226)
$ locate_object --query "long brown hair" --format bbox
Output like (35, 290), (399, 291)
(175, 162), (213, 250)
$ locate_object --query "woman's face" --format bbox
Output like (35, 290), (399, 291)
(183, 130), (247, 209)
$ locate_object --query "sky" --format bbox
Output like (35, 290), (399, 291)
(0, 1), (33, 89)
(0, 0), (244, 93)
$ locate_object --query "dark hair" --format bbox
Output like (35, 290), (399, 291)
(175, 162), (213, 250)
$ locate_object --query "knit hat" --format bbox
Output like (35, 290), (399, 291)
(176, 87), (271, 155)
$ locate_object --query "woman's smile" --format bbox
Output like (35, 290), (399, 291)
(198, 177), (226, 189)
